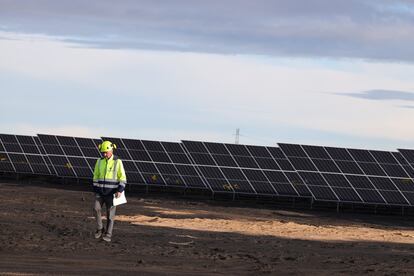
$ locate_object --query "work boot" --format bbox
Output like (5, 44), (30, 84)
(102, 234), (111, 242)
(94, 228), (105, 239)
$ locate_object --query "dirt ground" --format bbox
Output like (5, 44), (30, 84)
(1, 181), (414, 275)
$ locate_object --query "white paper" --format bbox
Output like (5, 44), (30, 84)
(113, 191), (127, 206)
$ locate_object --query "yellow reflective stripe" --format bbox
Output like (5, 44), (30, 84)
(96, 178), (118, 183)
(93, 183), (118, 188)
(110, 159), (118, 181)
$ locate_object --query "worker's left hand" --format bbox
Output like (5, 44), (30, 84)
(115, 192), (121, 198)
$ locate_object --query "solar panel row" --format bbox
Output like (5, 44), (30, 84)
(2, 133), (414, 207)
(278, 143), (414, 206)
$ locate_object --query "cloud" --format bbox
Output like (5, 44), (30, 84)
(400, 105), (414, 109)
(1, 0), (414, 62)
(335, 89), (414, 102)
(3, 32), (414, 150)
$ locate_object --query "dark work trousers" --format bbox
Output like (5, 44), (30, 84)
(93, 193), (117, 237)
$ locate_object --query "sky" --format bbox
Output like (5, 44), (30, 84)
(2, 0), (414, 150)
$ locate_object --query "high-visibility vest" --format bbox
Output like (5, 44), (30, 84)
(93, 155), (127, 195)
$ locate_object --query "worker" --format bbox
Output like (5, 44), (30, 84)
(92, 140), (127, 242)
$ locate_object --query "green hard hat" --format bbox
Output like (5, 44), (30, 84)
(99, 141), (117, 152)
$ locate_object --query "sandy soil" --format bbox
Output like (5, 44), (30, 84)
(1, 181), (414, 275)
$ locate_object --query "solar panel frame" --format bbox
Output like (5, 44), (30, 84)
(221, 142), (301, 196)
(324, 147), (354, 161)
(348, 149), (376, 163)
(402, 192), (414, 205)
(391, 178), (414, 192)
(158, 142), (209, 189)
(379, 190), (409, 205)
(369, 150), (400, 164)
(5, 131), (414, 208)
(212, 154), (239, 167)
(358, 162), (387, 176)
(288, 157), (318, 171)
(181, 140), (209, 153)
(121, 138), (209, 188)
(278, 143), (308, 157)
(322, 173), (352, 188)
(331, 187), (363, 202)
(161, 141), (186, 153)
(356, 188), (386, 204)
(302, 145), (331, 159)
(253, 157), (281, 170)
(39, 134), (98, 178)
(181, 141), (243, 194)
(246, 145), (273, 158)
(19, 144), (41, 154)
(311, 159), (341, 173)
(158, 141), (209, 189)
(266, 147), (287, 159)
(307, 185), (338, 201)
(280, 144), (375, 204)
(334, 160), (364, 174)
(0, 134), (54, 175)
(167, 152), (192, 164)
(0, 151), (16, 172)
(25, 154), (51, 174)
(204, 142), (230, 155)
(34, 136), (56, 174)
(224, 143), (252, 157)
(75, 137), (97, 148)
(366, 149), (413, 205)
(0, 134), (19, 144)
(323, 145), (411, 205)
(232, 155), (260, 169)
(264, 147), (312, 198)
(3, 143), (23, 153)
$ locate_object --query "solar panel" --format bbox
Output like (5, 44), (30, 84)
(0, 134), (53, 175)
(0, 151), (15, 172)
(324, 147), (354, 161)
(38, 134), (98, 178)
(212, 154), (238, 167)
(335, 160), (364, 174)
(392, 178), (414, 192)
(348, 149), (376, 163)
(302, 145), (331, 159)
(254, 157), (280, 170)
(225, 143), (251, 156)
(358, 162), (387, 176)
(8, 153), (32, 173)
(312, 159), (341, 173)
(204, 142), (230, 155)
(332, 187), (362, 202)
(278, 142), (414, 206)
(288, 157), (317, 171)
(246, 145), (273, 158)
(111, 138), (208, 189)
(397, 149), (414, 163)
(182, 141), (306, 197)
(356, 189), (385, 204)
(232, 155), (259, 168)
(322, 173), (352, 188)
(380, 190), (409, 205)
(3, 132), (414, 209)
(307, 185), (338, 201)
(26, 154), (51, 174)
